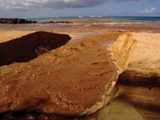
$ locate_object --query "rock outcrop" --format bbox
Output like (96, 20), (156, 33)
(112, 33), (138, 72)
(0, 32), (125, 119)
(0, 32), (142, 119)
(112, 33), (160, 88)
(112, 32), (160, 120)
(0, 18), (37, 24)
(41, 21), (73, 24)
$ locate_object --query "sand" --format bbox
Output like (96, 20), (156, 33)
(0, 29), (160, 120)
(0, 31), (35, 43)
(130, 32), (160, 72)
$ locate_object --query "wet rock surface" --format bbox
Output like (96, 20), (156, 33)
(0, 18), (37, 24)
(0, 31), (71, 66)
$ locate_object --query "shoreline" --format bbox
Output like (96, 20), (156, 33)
(1, 20), (160, 33)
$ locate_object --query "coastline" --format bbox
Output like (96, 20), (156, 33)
(1, 17), (160, 32)
(0, 19), (160, 120)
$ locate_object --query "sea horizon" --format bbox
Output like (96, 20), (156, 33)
(26, 16), (160, 22)
(1, 16), (160, 32)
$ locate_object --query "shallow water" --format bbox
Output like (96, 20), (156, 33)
(1, 18), (160, 33)
(27, 16), (160, 22)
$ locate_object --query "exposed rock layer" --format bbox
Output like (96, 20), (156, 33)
(119, 70), (160, 88)
(112, 32), (160, 120)
(112, 33), (137, 72)
(0, 32), (121, 117)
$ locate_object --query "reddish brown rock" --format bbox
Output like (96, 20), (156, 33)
(0, 32), (119, 117)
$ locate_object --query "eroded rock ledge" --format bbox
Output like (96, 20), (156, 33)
(0, 32), (123, 119)
(0, 31), (71, 66)
(111, 33), (160, 88)
(119, 70), (160, 88)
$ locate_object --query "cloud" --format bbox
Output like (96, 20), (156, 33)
(137, 8), (160, 14)
(0, 0), (106, 10)
(0, 0), (149, 10)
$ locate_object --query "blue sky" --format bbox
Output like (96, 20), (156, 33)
(0, 0), (160, 18)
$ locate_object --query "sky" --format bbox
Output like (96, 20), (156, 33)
(0, 0), (160, 18)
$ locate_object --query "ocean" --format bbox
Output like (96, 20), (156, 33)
(27, 16), (160, 22)
(1, 16), (160, 32)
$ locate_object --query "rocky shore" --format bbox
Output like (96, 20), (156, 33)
(0, 18), (73, 25)
(41, 21), (73, 24)
(0, 18), (37, 24)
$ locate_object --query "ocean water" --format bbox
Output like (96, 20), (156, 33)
(27, 16), (78, 21)
(1, 16), (160, 32)
(27, 16), (160, 22)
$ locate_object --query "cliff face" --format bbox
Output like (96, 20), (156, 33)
(0, 31), (71, 66)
